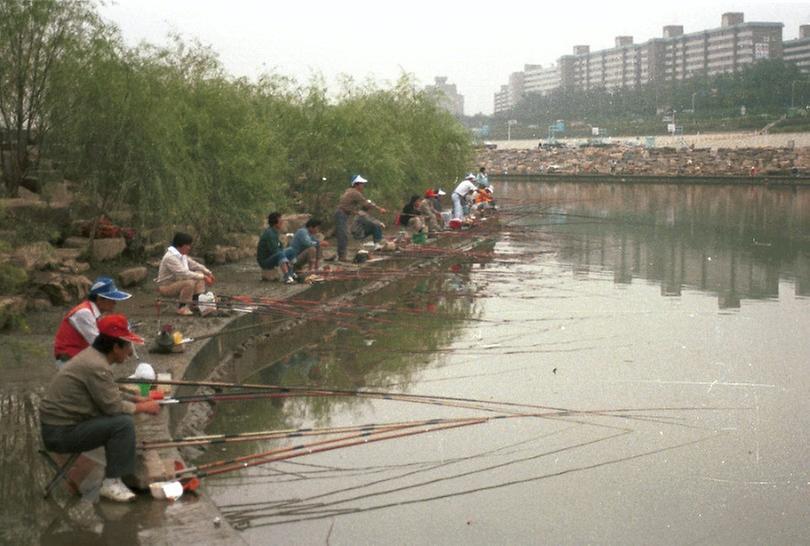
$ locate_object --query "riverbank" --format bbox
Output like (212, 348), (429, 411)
(0, 221), (497, 545)
(477, 140), (810, 178)
(489, 131), (810, 151)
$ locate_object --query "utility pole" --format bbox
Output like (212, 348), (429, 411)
(507, 119), (517, 141)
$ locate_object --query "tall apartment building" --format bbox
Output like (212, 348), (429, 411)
(524, 63), (561, 95)
(783, 25), (810, 73)
(494, 12), (785, 113)
(425, 76), (465, 117)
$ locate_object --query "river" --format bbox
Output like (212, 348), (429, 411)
(197, 180), (810, 545)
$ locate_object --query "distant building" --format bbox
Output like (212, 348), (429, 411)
(524, 63), (560, 96)
(783, 25), (810, 74)
(425, 76), (464, 117)
(494, 12), (785, 113)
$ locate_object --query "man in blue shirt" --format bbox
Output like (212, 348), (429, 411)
(290, 218), (328, 274)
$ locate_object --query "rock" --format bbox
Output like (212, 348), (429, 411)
(206, 246), (228, 265)
(0, 296), (26, 329)
(58, 259), (90, 274)
(118, 266), (148, 288)
(63, 236), (90, 249)
(13, 242), (58, 271)
(224, 246), (243, 262)
(282, 214), (310, 233)
(32, 272), (92, 305)
(27, 298), (53, 312)
(144, 242), (165, 257)
(55, 247), (83, 261)
(90, 237), (126, 261)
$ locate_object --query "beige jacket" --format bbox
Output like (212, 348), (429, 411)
(40, 346), (136, 426)
(155, 246), (211, 285)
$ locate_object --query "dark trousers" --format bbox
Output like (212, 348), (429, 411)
(41, 414), (136, 479)
(335, 208), (350, 260)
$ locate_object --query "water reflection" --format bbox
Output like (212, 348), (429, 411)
(500, 180), (810, 307)
(194, 253), (487, 463)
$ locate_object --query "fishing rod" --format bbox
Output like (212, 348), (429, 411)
(182, 396), (698, 481)
(144, 416), (485, 451)
(119, 377), (578, 416)
(183, 417), (491, 479)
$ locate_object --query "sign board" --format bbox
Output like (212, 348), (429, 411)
(667, 123), (676, 134)
(591, 127), (600, 136)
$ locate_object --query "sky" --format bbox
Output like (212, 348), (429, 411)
(98, 1), (810, 115)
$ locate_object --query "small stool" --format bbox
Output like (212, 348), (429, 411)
(39, 450), (81, 499)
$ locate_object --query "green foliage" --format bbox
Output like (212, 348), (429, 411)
(32, 10), (471, 244)
(0, 263), (28, 295)
(0, 0), (102, 196)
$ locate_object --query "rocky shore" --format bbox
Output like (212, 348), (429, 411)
(477, 144), (810, 178)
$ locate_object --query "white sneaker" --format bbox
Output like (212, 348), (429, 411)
(99, 478), (136, 502)
(373, 243), (384, 251)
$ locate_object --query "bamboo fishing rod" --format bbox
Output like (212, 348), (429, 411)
(142, 416), (487, 450)
(119, 377), (570, 414)
(186, 417), (491, 479)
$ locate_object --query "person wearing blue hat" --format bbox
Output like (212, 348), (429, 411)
(52, 276), (131, 368)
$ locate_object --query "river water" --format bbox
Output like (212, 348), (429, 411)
(198, 181), (810, 545)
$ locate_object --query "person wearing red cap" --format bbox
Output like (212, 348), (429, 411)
(40, 314), (161, 502)
(420, 190), (443, 234)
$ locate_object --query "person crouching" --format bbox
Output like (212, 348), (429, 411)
(155, 232), (215, 316)
(257, 212), (298, 284)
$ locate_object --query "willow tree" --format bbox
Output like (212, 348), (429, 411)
(0, 0), (100, 196)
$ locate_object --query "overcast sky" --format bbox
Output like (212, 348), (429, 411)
(99, 1), (810, 115)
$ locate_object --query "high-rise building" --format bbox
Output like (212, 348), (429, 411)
(494, 12), (786, 113)
(783, 25), (810, 74)
(425, 76), (464, 117)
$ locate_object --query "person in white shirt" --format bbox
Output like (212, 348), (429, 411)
(452, 174), (478, 219)
(155, 232), (215, 316)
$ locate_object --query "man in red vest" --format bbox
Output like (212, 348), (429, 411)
(53, 277), (131, 368)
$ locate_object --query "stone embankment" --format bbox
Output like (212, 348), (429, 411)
(477, 144), (810, 178)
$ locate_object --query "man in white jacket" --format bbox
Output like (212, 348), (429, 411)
(452, 174), (478, 220)
(155, 232), (215, 315)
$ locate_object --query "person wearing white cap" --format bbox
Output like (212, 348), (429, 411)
(451, 174), (478, 220)
(53, 276), (132, 368)
(334, 174), (388, 261)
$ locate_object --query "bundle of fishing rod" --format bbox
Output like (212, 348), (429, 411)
(121, 376), (722, 485)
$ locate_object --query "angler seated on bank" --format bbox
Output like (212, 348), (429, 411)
(257, 212), (298, 284)
(40, 314), (161, 502)
(155, 232), (215, 316)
